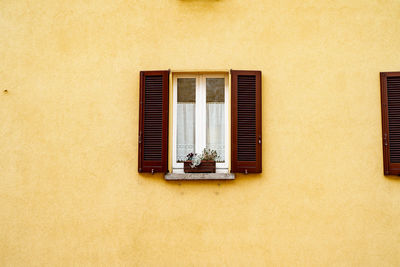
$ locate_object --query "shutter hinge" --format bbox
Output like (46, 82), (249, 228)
(139, 131), (142, 144)
(258, 136), (262, 144)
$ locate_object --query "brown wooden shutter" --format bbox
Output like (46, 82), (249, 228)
(138, 70), (169, 173)
(380, 72), (400, 175)
(231, 70), (262, 173)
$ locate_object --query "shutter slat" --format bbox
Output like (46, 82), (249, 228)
(387, 76), (400, 164)
(138, 70), (169, 173)
(231, 70), (262, 173)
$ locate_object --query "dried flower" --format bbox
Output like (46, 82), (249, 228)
(201, 148), (218, 161)
(190, 154), (202, 168)
(185, 152), (195, 161)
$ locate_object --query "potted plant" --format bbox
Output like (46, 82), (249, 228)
(184, 148), (218, 173)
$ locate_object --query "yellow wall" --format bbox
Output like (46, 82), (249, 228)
(1, 0), (400, 266)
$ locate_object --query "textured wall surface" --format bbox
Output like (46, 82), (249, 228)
(1, 0), (400, 266)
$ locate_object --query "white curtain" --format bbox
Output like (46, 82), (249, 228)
(176, 103), (225, 162)
(207, 103), (225, 162)
(176, 103), (195, 161)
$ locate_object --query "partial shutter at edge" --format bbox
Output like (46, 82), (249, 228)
(380, 72), (400, 175)
(138, 70), (169, 173)
(231, 70), (262, 173)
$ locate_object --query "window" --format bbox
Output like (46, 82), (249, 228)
(138, 70), (262, 175)
(172, 73), (229, 173)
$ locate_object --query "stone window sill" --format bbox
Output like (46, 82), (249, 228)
(164, 173), (235, 181)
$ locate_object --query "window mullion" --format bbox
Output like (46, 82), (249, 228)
(195, 75), (201, 154)
(196, 75), (206, 154)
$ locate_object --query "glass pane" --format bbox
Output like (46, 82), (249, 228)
(206, 78), (225, 103)
(206, 78), (225, 162)
(177, 78), (196, 162)
(178, 78), (196, 102)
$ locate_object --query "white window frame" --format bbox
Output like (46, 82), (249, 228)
(172, 73), (229, 173)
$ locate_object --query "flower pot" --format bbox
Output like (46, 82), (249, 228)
(184, 160), (216, 173)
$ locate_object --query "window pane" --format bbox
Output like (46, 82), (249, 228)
(178, 78), (196, 102)
(206, 78), (225, 162)
(206, 78), (225, 102)
(177, 78), (196, 162)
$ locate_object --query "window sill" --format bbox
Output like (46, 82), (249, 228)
(164, 173), (235, 181)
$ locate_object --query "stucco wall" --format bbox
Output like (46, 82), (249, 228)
(1, 0), (400, 266)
